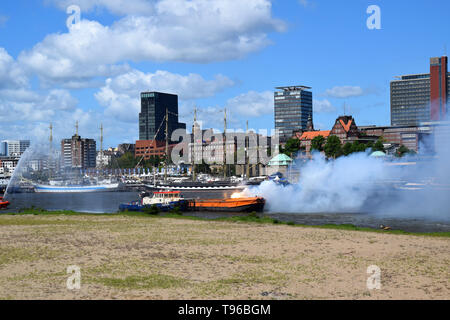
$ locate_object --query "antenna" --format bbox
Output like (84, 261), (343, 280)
(344, 102), (346, 116)
(75, 121), (79, 136)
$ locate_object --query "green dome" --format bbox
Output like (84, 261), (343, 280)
(370, 151), (386, 157)
(268, 154), (293, 166)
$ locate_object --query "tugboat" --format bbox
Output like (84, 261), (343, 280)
(119, 191), (189, 212)
(0, 196), (10, 209)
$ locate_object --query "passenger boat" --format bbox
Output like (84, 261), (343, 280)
(0, 197), (10, 209)
(188, 197), (265, 213)
(119, 191), (189, 212)
(34, 183), (119, 193)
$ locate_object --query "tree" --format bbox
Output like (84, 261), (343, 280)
(396, 145), (416, 158)
(311, 135), (326, 152)
(324, 135), (342, 159)
(342, 142), (353, 156)
(372, 138), (385, 153)
(350, 141), (368, 153)
(283, 138), (301, 157)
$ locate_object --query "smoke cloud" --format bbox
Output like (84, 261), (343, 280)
(245, 121), (450, 222)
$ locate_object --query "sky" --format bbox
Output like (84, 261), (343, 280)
(0, 0), (449, 149)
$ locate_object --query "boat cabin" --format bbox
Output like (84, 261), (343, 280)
(142, 191), (183, 205)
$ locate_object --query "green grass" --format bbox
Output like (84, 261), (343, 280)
(2, 208), (450, 238)
(89, 274), (187, 290)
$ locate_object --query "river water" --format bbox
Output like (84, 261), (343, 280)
(2, 191), (450, 233)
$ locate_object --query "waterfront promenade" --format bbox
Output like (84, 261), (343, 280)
(0, 214), (448, 300)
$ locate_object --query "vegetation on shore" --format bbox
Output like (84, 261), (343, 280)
(1, 207), (449, 238)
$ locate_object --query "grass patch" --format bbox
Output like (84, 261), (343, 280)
(0, 246), (60, 266)
(194, 270), (288, 297)
(2, 209), (450, 238)
(90, 274), (187, 290)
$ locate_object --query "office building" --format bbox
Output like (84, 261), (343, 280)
(391, 56), (449, 126)
(0, 140), (30, 157)
(430, 56), (449, 120)
(274, 86), (313, 144)
(139, 92), (186, 142)
(0, 142), (6, 156)
(61, 134), (96, 169)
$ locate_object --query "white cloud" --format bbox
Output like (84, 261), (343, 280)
(95, 69), (235, 122)
(0, 88), (78, 122)
(46, 0), (155, 16)
(323, 86), (365, 99)
(178, 91), (273, 130)
(0, 48), (28, 90)
(20, 0), (285, 86)
(225, 91), (273, 117)
(314, 99), (336, 113)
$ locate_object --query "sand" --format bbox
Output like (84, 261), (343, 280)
(0, 214), (448, 300)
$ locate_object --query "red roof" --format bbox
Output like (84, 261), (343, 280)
(339, 119), (353, 132)
(299, 131), (331, 140)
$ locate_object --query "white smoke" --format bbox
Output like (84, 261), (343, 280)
(245, 122), (450, 221)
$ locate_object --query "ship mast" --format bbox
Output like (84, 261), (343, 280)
(223, 109), (227, 179)
(192, 107), (197, 182)
(164, 108), (169, 183)
(246, 120), (250, 180)
(49, 123), (53, 178)
(100, 123), (103, 171)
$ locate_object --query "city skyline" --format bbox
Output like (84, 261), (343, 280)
(0, 1), (449, 148)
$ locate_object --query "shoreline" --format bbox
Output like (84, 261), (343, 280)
(3, 208), (450, 238)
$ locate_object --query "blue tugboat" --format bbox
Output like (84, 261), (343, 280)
(119, 191), (189, 212)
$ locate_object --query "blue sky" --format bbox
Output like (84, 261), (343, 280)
(0, 0), (448, 148)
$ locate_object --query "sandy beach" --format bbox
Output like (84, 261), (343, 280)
(0, 214), (448, 300)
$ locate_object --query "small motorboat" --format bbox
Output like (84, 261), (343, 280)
(119, 191), (189, 212)
(0, 197), (10, 209)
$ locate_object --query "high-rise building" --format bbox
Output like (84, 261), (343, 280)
(430, 56), (448, 121)
(0, 140), (30, 157)
(61, 134), (96, 169)
(0, 142), (7, 156)
(274, 86), (313, 144)
(139, 92), (186, 142)
(391, 56), (450, 126)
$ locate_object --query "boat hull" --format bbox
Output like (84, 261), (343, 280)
(189, 197), (265, 213)
(34, 184), (119, 193)
(0, 197), (10, 209)
(119, 200), (189, 212)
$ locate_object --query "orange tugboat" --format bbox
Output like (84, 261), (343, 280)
(0, 197), (10, 209)
(189, 196), (265, 213)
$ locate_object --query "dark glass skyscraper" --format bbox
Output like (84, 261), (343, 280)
(139, 92), (186, 142)
(274, 86), (313, 143)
